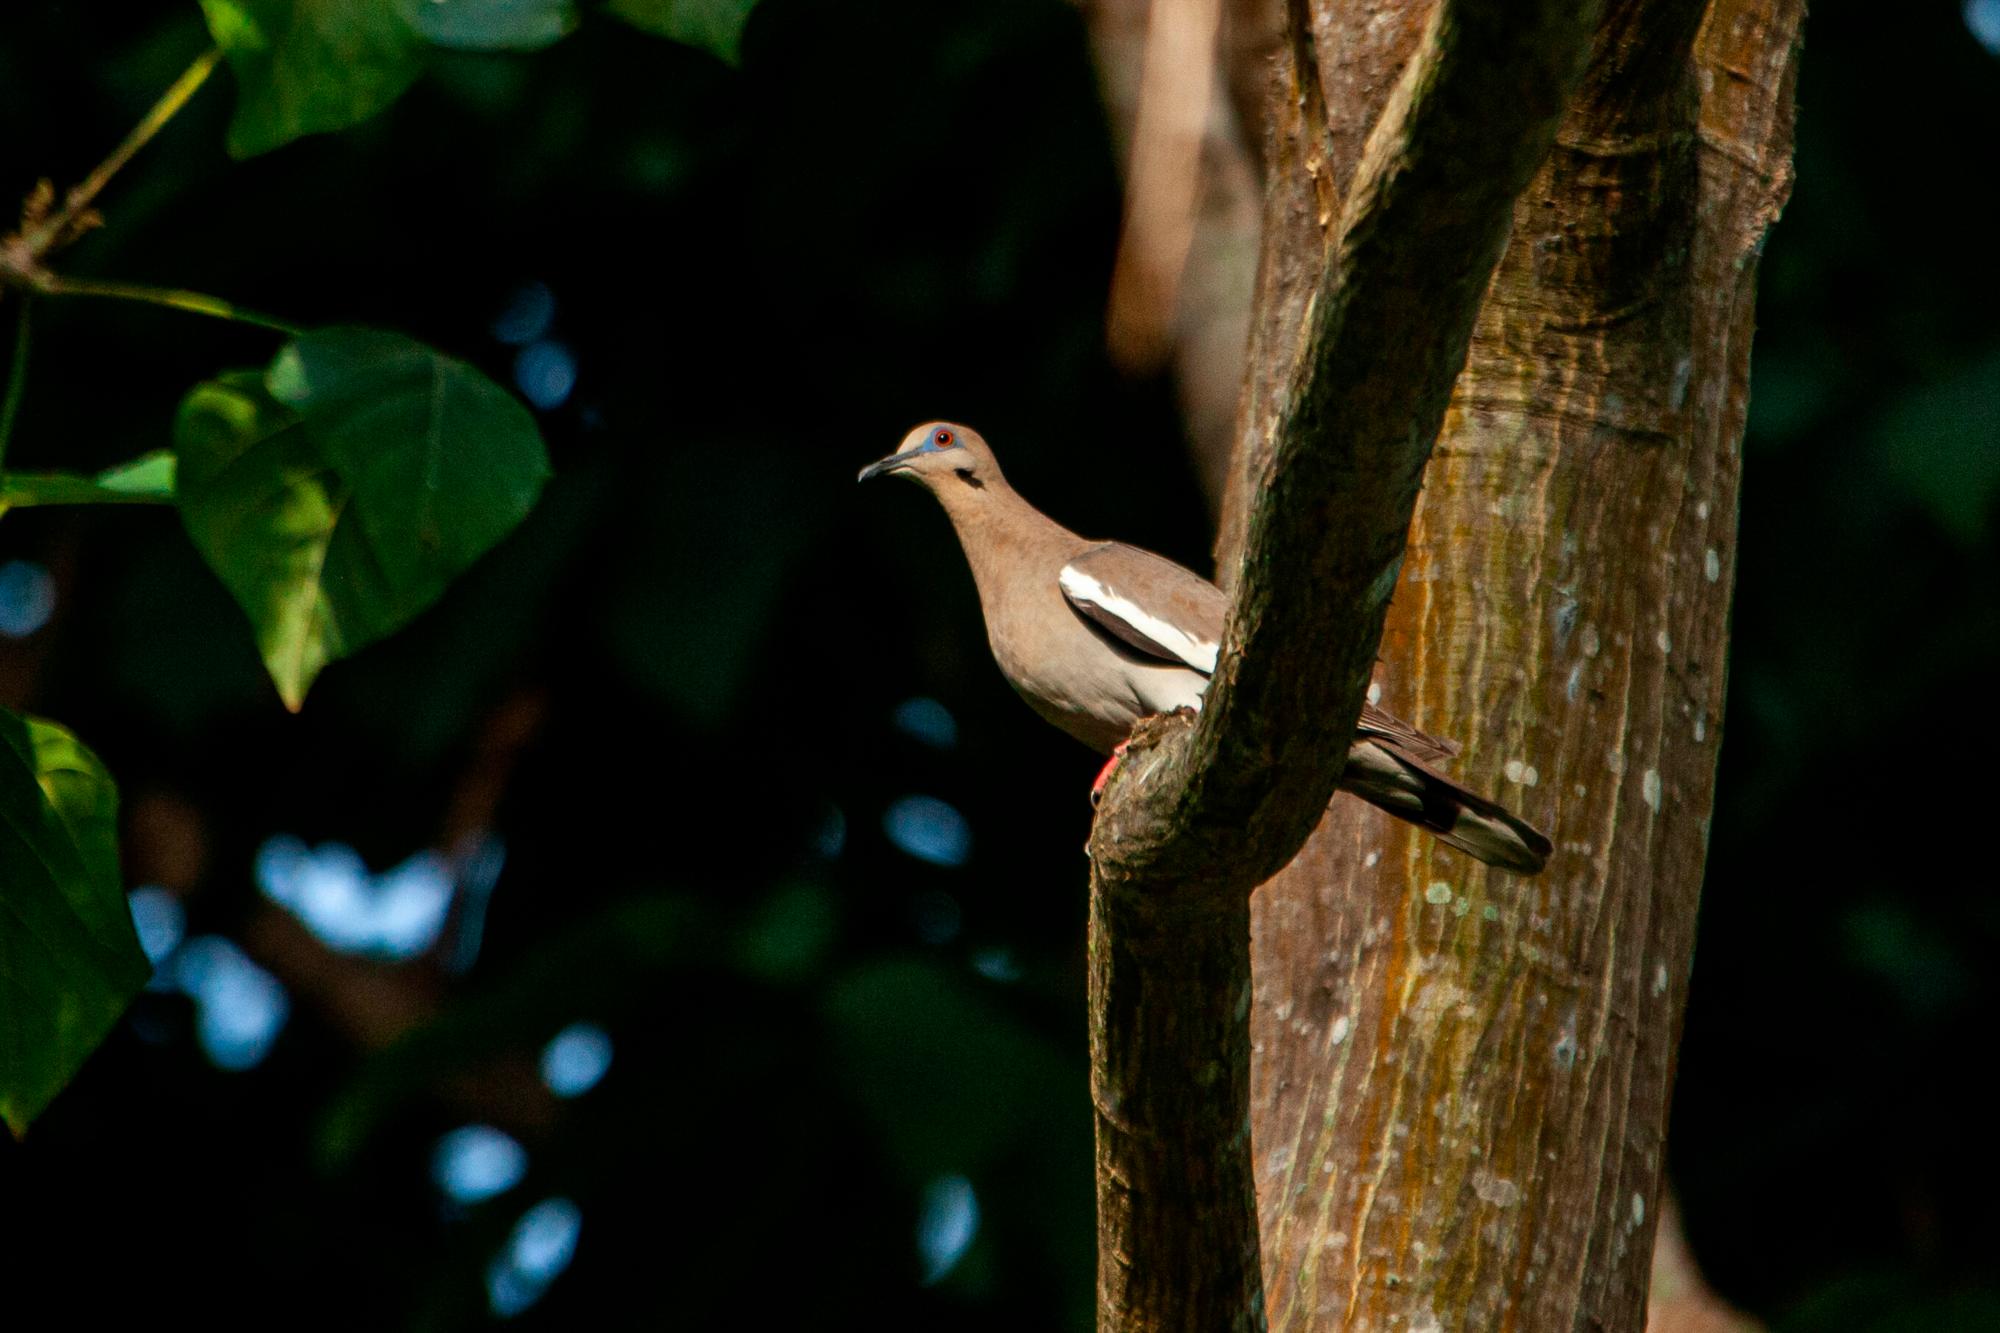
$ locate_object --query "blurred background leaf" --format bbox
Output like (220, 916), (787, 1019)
(396, 0), (580, 53)
(606, 0), (762, 64)
(1869, 343), (2000, 546)
(200, 0), (427, 157)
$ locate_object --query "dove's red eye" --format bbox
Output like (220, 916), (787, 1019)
(934, 429), (953, 447)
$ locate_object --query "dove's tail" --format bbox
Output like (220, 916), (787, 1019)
(1337, 739), (1553, 875)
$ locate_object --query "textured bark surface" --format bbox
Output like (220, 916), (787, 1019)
(1088, 803), (1264, 1333)
(1082, 2), (1600, 1329)
(1228, 1), (1805, 1329)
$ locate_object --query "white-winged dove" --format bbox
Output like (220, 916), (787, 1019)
(858, 422), (1552, 874)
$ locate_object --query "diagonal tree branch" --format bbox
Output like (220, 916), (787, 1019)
(1091, 0), (1602, 890)
(1081, 3), (1602, 1330)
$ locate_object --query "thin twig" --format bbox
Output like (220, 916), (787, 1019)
(43, 277), (302, 336)
(0, 297), (30, 470)
(21, 47), (224, 260)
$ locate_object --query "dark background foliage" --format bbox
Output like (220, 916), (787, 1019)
(0, 2), (1994, 1328)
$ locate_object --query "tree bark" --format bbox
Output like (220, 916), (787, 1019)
(1083, 1), (1601, 1328)
(1229, 2), (1804, 1330)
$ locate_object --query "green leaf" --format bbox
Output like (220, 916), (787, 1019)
(606, 0), (759, 64)
(0, 709), (146, 1135)
(0, 450), (178, 508)
(174, 328), (550, 710)
(394, 0), (577, 49)
(199, 0), (426, 157)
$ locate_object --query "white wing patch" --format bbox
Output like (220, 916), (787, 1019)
(1059, 564), (1220, 674)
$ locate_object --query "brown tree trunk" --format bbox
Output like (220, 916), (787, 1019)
(1229, 2), (1804, 1330)
(1083, 0), (1606, 1328)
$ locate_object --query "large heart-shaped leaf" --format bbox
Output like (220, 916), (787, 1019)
(174, 328), (550, 710)
(199, 0), (427, 157)
(393, 0), (577, 50)
(0, 709), (145, 1135)
(606, 0), (761, 64)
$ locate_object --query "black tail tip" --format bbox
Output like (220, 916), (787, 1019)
(1438, 809), (1553, 875)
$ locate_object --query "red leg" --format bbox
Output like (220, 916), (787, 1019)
(1090, 741), (1130, 805)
